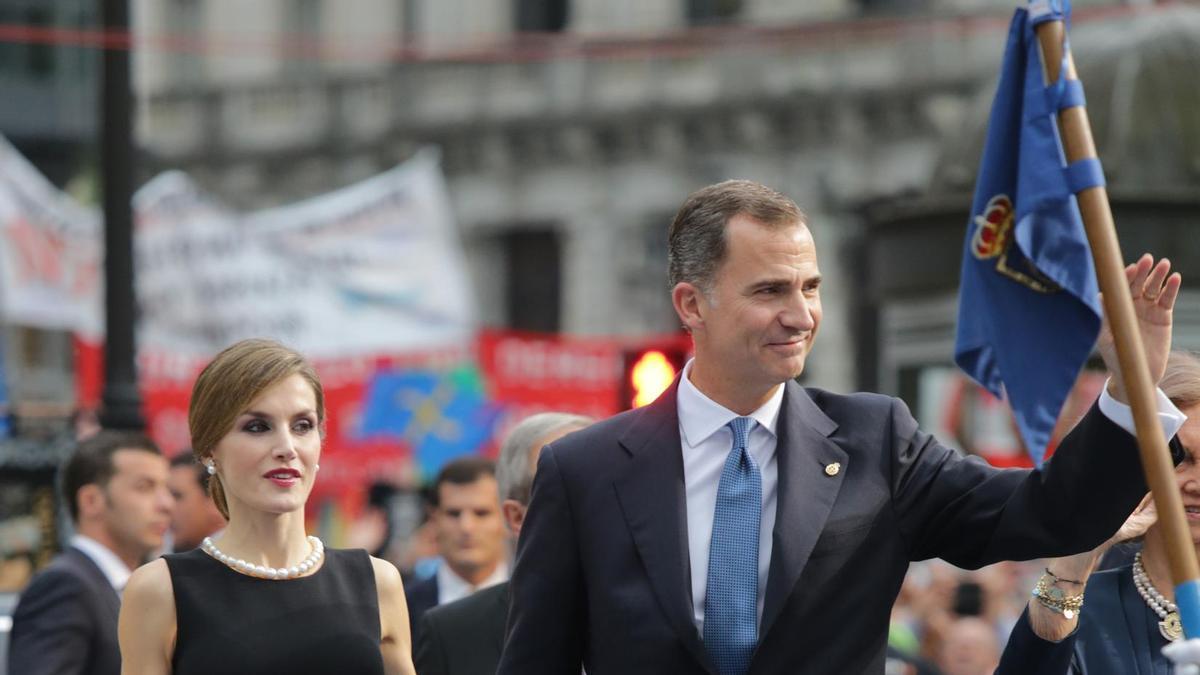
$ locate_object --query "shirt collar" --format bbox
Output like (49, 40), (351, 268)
(676, 358), (784, 448)
(70, 534), (133, 592)
(436, 559), (510, 603)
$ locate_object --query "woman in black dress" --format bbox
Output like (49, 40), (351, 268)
(119, 339), (415, 674)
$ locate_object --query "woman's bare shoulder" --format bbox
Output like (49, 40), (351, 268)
(369, 555), (404, 595)
(124, 558), (175, 613)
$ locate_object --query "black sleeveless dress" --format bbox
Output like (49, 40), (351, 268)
(163, 547), (385, 674)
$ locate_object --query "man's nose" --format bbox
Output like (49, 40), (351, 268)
(779, 292), (815, 331)
(158, 486), (176, 513)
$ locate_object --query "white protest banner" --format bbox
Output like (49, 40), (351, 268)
(133, 148), (476, 364)
(0, 136), (102, 335)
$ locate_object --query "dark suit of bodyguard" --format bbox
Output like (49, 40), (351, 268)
(498, 180), (1171, 675)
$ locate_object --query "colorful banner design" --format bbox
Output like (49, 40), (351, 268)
(359, 366), (504, 482)
(73, 331), (690, 524)
(0, 136), (101, 334)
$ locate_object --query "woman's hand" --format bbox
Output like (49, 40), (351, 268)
(1097, 255), (1181, 403)
(1111, 493), (1157, 545)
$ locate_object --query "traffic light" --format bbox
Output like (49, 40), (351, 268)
(620, 341), (689, 410)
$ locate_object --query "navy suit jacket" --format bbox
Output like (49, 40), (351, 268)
(998, 566), (1172, 675)
(404, 574), (439, 641)
(415, 581), (508, 675)
(498, 379), (1149, 675)
(8, 546), (122, 675)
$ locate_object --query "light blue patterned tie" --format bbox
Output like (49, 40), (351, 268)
(703, 416), (761, 675)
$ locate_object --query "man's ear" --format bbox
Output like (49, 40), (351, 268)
(76, 483), (106, 521)
(502, 499), (527, 538)
(672, 282), (707, 334)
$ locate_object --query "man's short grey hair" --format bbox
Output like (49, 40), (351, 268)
(497, 412), (592, 505)
(667, 179), (805, 293)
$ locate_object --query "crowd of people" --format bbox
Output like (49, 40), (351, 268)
(4, 179), (1197, 675)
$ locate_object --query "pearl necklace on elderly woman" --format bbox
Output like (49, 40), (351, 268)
(1133, 551), (1183, 642)
(201, 535), (325, 580)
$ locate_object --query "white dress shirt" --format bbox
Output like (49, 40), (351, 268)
(676, 362), (1187, 635)
(436, 560), (510, 606)
(71, 534), (133, 593)
(678, 360), (783, 634)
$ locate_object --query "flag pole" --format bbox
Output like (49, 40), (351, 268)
(1033, 16), (1200, 636)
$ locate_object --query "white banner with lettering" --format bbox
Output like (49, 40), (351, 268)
(0, 136), (102, 334)
(0, 140), (476, 359)
(135, 149), (476, 359)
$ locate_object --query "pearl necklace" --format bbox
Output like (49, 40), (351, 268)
(1133, 551), (1183, 642)
(201, 535), (325, 580)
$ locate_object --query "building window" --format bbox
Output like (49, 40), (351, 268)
(515, 0), (569, 33)
(858, 0), (928, 15)
(165, 0), (203, 84)
(26, 7), (55, 78)
(285, 0), (321, 74)
(503, 229), (561, 332)
(686, 0), (742, 26)
(0, 7), (19, 74)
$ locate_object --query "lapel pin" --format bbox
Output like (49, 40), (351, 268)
(824, 462), (841, 477)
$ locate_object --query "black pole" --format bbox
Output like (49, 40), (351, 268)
(98, 0), (143, 431)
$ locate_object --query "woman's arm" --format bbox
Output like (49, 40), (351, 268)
(372, 556), (416, 675)
(996, 495), (1156, 674)
(1028, 495), (1155, 642)
(119, 559), (176, 675)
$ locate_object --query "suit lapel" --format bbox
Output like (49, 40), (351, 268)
(1118, 568), (1159, 675)
(66, 546), (121, 616)
(613, 381), (718, 675)
(759, 382), (847, 641)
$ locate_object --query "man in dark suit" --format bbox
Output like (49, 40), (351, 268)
(498, 180), (1185, 674)
(405, 457), (510, 634)
(8, 431), (173, 675)
(166, 452), (225, 551)
(415, 412), (592, 675)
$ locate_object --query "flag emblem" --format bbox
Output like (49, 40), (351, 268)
(970, 194), (1014, 260)
(970, 194), (1062, 294)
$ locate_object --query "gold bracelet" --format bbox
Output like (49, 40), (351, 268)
(1033, 572), (1084, 619)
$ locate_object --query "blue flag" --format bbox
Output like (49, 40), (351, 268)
(358, 366), (503, 479)
(955, 0), (1104, 466)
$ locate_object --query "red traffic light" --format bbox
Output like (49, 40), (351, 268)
(620, 339), (689, 410)
(629, 350), (678, 408)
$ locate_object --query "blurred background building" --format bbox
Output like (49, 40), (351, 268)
(4, 0), (1199, 407)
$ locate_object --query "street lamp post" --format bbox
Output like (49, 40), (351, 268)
(98, 0), (143, 431)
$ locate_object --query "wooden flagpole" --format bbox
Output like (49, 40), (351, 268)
(1033, 15), (1200, 635)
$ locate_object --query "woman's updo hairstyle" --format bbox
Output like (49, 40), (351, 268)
(188, 339), (325, 519)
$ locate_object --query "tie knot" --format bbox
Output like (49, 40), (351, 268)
(726, 416), (754, 450)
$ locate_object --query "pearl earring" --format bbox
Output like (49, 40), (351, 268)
(205, 462), (216, 475)
(315, 464), (320, 472)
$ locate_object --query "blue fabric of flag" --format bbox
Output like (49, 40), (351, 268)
(359, 368), (503, 478)
(954, 0), (1103, 466)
